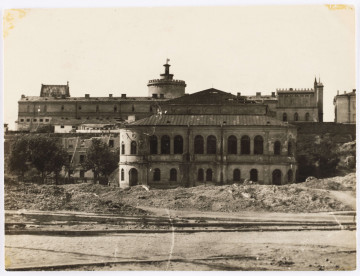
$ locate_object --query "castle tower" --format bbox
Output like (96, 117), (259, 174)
(315, 78), (324, 122)
(147, 60), (186, 99)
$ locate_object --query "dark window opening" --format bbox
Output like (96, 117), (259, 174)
(60, 125), (64, 128)
(206, 169), (213, 181)
(132, 105), (135, 112)
(254, 135), (264, 155)
(170, 168), (177, 181)
(121, 169), (124, 181)
(33, 119), (37, 122)
(198, 169), (204, 181)
(80, 170), (85, 178)
(294, 113), (299, 121)
(61, 105), (64, 111)
(161, 135), (170, 154)
(45, 119), (49, 122)
(227, 135), (237, 154)
(194, 135), (204, 154)
(207, 135), (217, 154)
(20, 119), (24, 122)
(174, 135), (183, 154)
(274, 141), (281, 155)
(305, 112), (310, 121)
(26, 119), (30, 122)
(109, 140), (114, 148)
(241, 136), (250, 155)
(80, 155), (85, 163)
(283, 113), (287, 121)
(150, 135), (158, 154)
(153, 168), (160, 181)
(287, 169), (293, 183)
(130, 141), (137, 155)
(233, 169), (241, 182)
(272, 169), (282, 185)
(121, 143), (125, 154)
(114, 105), (117, 112)
(40, 119), (43, 122)
(250, 169), (258, 182)
(288, 142), (293, 156)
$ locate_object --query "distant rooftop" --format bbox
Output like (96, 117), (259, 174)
(40, 82), (70, 97)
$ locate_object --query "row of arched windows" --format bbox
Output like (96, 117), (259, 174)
(283, 112), (310, 122)
(152, 168), (178, 181)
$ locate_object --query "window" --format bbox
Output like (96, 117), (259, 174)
(68, 155), (72, 162)
(170, 168), (177, 181)
(40, 119), (43, 122)
(272, 169), (282, 185)
(26, 119), (30, 122)
(227, 135), (237, 154)
(131, 141), (137, 154)
(132, 105), (135, 112)
(61, 105), (64, 111)
(153, 168), (160, 181)
(250, 169), (258, 182)
(45, 119), (49, 122)
(149, 135), (158, 154)
(78, 105), (82, 110)
(60, 125), (64, 128)
(68, 144), (73, 149)
(207, 135), (217, 154)
(283, 113), (287, 122)
(109, 140), (114, 148)
(174, 135), (183, 154)
(80, 170), (85, 178)
(96, 105), (99, 112)
(305, 113), (310, 121)
(33, 119), (37, 122)
(241, 136), (250, 155)
(206, 169), (213, 181)
(72, 126), (77, 129)
(161, 135), (170, 154)
(198, 169), (204, 181)
(288, 142), (293, 156)
(254, 136), (264, 155)
(150, 106), (153, 112)
(274, 141), (281, 155)
(121, 143), (125, 154)
(114, 105), (117, 112)
(80, 155), (85, 163)
(287, 169), (293, 183)
(194, 135), (204, 154)
(20, 119), (24, 122)
(121, 169), (124, 181)
(294, 113), (299, 121)
(233, 169), (241, 182)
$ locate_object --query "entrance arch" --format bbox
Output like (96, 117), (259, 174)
(129, 168), (138, 186)
(272, 169), (282, 185)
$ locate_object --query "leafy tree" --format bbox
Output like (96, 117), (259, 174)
(8, 136), (30, 179)
(82, 139), (119, 183)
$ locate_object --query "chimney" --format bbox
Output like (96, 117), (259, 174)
(152, 94), (158, 98)
(344, 91), (346, 94)
(337, 90), (339, 95)
(121, 94), (126, 99)
(271, 92), (276, 97)
(109, 94), (113, 98)
(85, 94), (90, 98)
(353, 89), (356, 93)
(160, 94), (165, 99)
(21, 94), (25, 98)
(256, 92), (261, 97)
(237, 92), (241, 97)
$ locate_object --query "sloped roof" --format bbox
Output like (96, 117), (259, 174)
(165, 88), (253, 104)
(129, 114), (292, 127)
(19, 96), (169, 102)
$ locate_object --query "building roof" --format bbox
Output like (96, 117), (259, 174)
(165, 88), (255, 104)
(276, 88), (314, 94)
(51, 118), (121, 126)
(19, 96), (169, 102)
(40, 83), (70, 97)
(128, 114), (292, 127)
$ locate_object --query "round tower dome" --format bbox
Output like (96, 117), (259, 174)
(147, 60), (186, 99)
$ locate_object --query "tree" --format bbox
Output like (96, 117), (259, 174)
(8, 136), (30, 179)
(28, 136), (68, 183)
(82, 139), (119, 183)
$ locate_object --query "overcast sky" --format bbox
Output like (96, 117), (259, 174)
(3, 5), (356, 129)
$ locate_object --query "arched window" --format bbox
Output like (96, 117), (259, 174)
(207, 135), (217, 154)
(250, 169), (258, 182)
(174, 135), (183, 154)
(294, 113), (299, 121)
(132, 105), (135, 112)
(194, 135), (204, 154)
(283, 113), (287, 122)
(130, 141), (137, 155)
(161, 135), (170, 154)
(170, 168), (177, 181)
(153, 168), (160, 181)
(206, 169), (213, 181)
(61, 105), (64, 111)
(198, 169), (204, 181)
(274, 141), (281, 155)
(121, 169), (124, 181)
(254, 135), (264, 155)
(272, 169), (282, 185)
(114, 105), (117, 112)
(305, 113), (310, 121)
(287, 169), (293, 183)
(288, 141), (293, 156)
(121, 142), (125, 154)
(227, 135), (237, 154)
(233, 169), (241, 182)
(149, 135), (158, 155)
(241, 136), (250, 155)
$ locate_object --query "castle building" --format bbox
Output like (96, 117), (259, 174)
(333, 89), (356, 124)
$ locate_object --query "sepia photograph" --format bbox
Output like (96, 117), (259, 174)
(1, 0), (358, 272)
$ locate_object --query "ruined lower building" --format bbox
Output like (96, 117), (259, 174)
(119, 114), (297, 188)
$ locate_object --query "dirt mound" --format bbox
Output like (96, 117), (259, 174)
(298, 173), (356, 192)
(4, 182), (147, 215)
